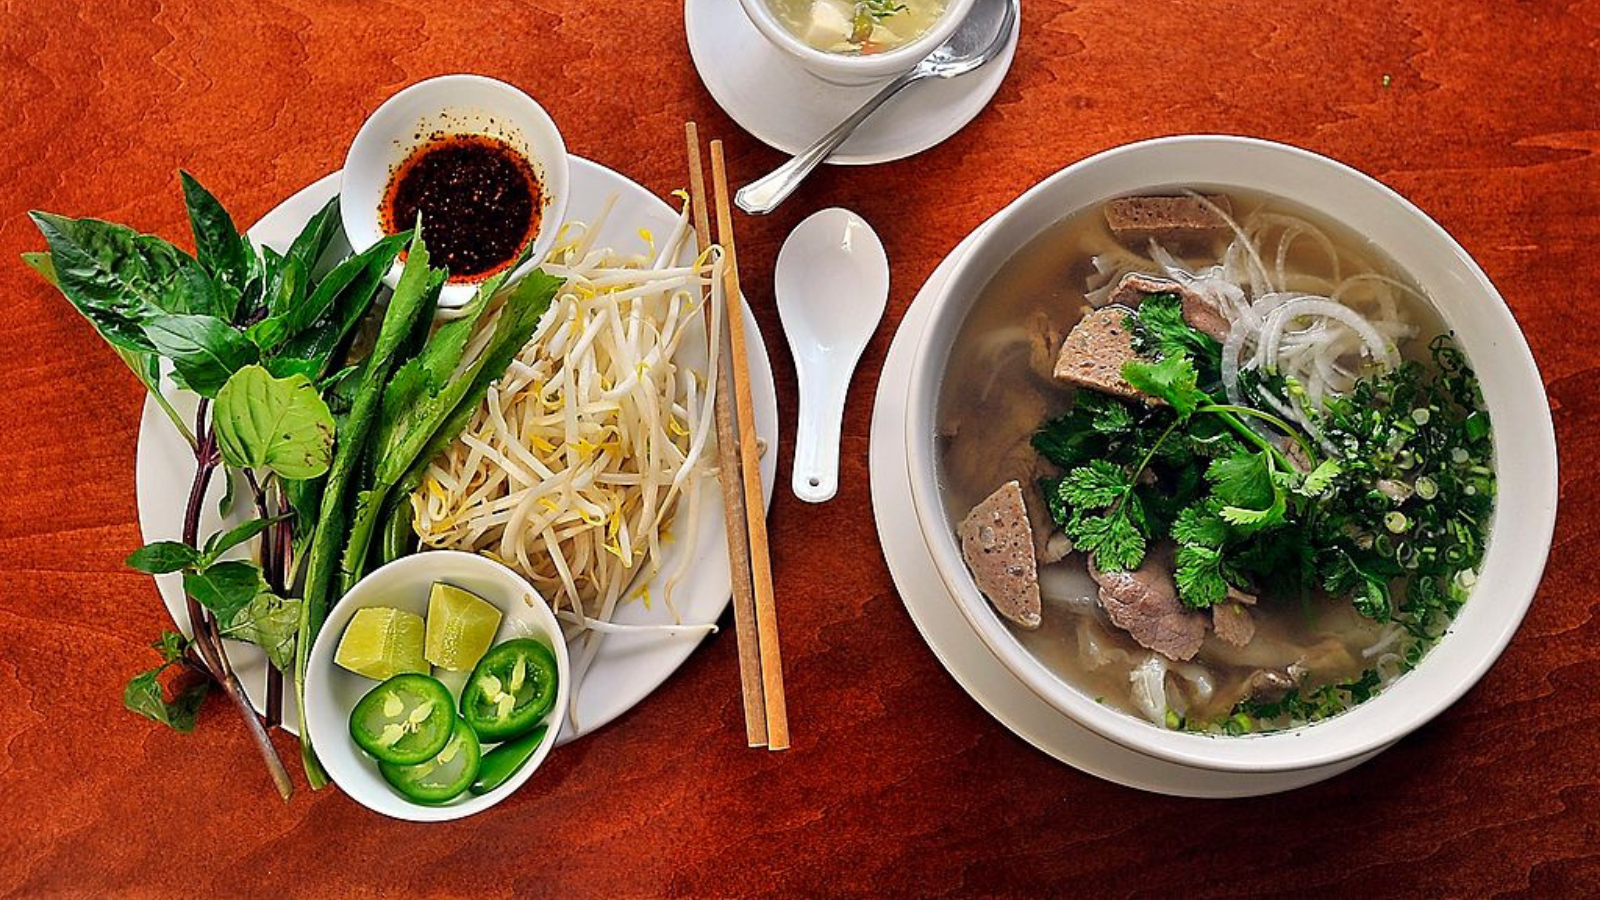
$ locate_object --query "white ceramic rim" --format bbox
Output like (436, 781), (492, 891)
(303, 550), (571, 822)
(904, 134), (1559, 773)
(340, 73), (571, 307)
(736, 0), (977, 81)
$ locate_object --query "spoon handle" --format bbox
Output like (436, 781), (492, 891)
(790, 354), (854, 503)
(735, 70), (924, 216)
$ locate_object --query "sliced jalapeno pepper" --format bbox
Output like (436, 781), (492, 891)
(379, 714), (481, 804)
(469, 724), (549, 796)
(349, 673), (454, 765)
(459, 638), (558, 742)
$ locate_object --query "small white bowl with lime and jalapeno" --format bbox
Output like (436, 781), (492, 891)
(303, 550), (570, 821)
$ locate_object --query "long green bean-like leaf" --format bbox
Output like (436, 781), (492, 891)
(293, 231), (439, 785)
(340, 270), (563, 590)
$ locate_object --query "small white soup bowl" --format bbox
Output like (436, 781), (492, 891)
(739, 0), (977, 85)
(341, 74), (570, 307)
(905, 135), (1558, 774)
(304, 550), (571, 821)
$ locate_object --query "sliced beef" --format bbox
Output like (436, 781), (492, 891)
(1107, 273), (1231, 343)
(1212, 600), (1256, 647)
(1245, 668), (1299, 705)
(958, 481), (1042, 630)
(1104, 195), (1234, 247)
(1051, 306), (1157, 403)
(1089, 553), (1207, 661)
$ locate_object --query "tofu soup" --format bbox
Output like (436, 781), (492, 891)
(939, 189), (1497, 734)
(765, 0), (950, 55)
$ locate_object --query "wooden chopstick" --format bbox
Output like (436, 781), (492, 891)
(709, 139), (790, 751)
(685, 122), (768, 748)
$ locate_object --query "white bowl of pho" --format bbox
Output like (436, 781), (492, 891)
(907, 135), (1557, 774)
(740, 0), (976, 85)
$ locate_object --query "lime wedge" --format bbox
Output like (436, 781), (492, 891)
(425, 583), (503, 672)
(335, 607), (428, 680)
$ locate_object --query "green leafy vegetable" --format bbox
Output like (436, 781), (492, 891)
(141, 314), (258, 397)
(180, 170), (249, 319)
(123, 631), (209, 733)
(212, 365), (336, 479)
(125, 670), (210, 733)
(182, 560), (268, 623)
(126, 541), (202, 575)
(202, 516), (278, 561)
(295, 231), (442, 787)
(226, 593), (302, 672)
(341, 269), (562, 590)
(1127, 293), (1222, 379)
(1123, 355), (1207, 416)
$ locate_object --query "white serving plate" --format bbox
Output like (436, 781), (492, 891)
(136, 157), (779, 743)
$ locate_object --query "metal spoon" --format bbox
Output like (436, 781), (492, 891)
(735, 0), (1019, 216)
(775, 208), (889, 502)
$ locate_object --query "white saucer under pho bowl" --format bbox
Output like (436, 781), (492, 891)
(135, 157), (779, 743)
(899, 135), (1557, 777)
(871, 220), (1381, 798)
(685, 0), (1019, 164)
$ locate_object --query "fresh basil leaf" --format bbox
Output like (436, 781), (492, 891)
(213, 365), (336, 480)
(284, 196), (341, 281)
(126, 540), (201, 574)
(246, 315), (289, 352)
(264, 256), (306, 321)
(179, 171), (249, 320)
(183, 560), (267, 622)
(227, 592), (302, 672)
(22, 251), (57, 284)
(152, 630), (190, 664)
(30, 211), (222, 325)
(141, 313), (258, 397)
(262, 355), (321, 381)
(280, 232), (404, 339)
(124, 668), (209, 733)
(201, 515), (276, 563)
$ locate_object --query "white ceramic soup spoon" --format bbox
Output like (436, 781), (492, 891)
(775, 208), (889, 503)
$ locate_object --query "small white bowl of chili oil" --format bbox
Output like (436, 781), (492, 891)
(342, 74), (570, 307)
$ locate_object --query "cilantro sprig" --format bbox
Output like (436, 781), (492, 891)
(1034, 294), (1494, 733)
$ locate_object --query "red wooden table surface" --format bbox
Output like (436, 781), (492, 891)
(2, 1), (1597, 896)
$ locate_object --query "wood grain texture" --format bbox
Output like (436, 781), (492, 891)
(2, 0), (1597, 896)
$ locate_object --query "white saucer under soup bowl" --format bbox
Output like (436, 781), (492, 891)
(903, 135), (1557, 775)
(685, 0), (1018, 164)
(303, 550), (571, 821)
(737, 0), (977, 85)
(341, 73), (570, 308)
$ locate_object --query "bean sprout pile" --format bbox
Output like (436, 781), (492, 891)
(412, 196), (727, 701)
